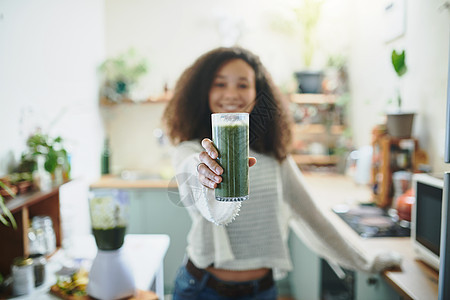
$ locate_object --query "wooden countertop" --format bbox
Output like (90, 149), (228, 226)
(300, 172), (439, 300)
(90, 174), (177, 189)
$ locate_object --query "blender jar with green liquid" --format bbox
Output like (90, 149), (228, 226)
(89, 189), (129, 250)
(87, 189), (136, 300)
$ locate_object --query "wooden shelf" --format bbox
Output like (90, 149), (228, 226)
(371, 136), (419, 208)
(290, 93), (337, 105)
(90, 175), (177, 189)
(100, 91), (173, 106)
(294, 124), (345, 135)
(292, 154), (340, 165)
(289, 93), (345, 171)
(0, 184), (64, 276)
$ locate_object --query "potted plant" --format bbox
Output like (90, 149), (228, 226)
(0, 180), (17, 229)
(269, 0), (325, 93)
(0, 181), (16, 293)
(8, 172), (34, 194)
(386, 49), (415, 138)
(99, 48), (149, 104)
(20, 132), (71, 187)
(293, 0), (325, 94)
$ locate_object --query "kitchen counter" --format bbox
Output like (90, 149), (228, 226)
(7, 234), (170, 300)
(299, 172), (438, 300)
(90, 174), (177, 189)
(90, 172), (438, 299)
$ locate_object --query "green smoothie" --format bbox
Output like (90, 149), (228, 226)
(92, 226), (126, 250)
(212, 122), (249, 201)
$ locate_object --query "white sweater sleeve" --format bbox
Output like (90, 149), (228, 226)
(172, 141), (241, 226)
(281, 155), (402, 273)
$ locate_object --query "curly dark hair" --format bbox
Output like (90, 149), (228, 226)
(162, 46), (292, 161)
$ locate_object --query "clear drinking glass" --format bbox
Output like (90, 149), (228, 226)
(211, 113), (249, 201)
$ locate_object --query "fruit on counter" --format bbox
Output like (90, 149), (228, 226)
(396, 188), (414, 222)
(52, 268), (89, 297)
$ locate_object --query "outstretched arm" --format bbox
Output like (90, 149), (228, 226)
(281, 155), (401, 273)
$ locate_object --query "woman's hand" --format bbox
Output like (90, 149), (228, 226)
(197, 138), (257, 189)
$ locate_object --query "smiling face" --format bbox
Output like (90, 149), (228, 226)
(208, 58), (257, 114)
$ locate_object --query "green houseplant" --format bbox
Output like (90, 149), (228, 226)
(99, 48), (149, 103)
(386, 49), (415, 138)
(18, 132), (71, 188)
(294, 0), (325, 93)
(391, 49), (408, 109)
(0, 180), (17, 229)
(295, 0), (324, 69)
(269, 0), (325, 93)
(0, 181), (16, 292)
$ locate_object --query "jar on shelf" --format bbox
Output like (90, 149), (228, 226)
(31, 216), (56, 255)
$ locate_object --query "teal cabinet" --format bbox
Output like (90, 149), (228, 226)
(288, 230), (321, 300)
(126, 189), (191, 295)
(288, 230), (401, 300)
(355, 272), (401, 300)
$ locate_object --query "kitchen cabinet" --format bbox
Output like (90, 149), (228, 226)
(0, 185), (63, 277)
(355, 272), (401, 300)
(288, 229), (321, 300)
(288, 230), (400, 300)
(125, 189), (191, 295)
(289, 93), (346, 172)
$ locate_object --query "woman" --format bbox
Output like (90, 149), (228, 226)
(163, 47), (401, 300)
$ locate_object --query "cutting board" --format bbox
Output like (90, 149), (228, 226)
(50, 285), (159, 300)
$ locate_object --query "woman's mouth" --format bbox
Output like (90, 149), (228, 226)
(221, 105), (240, 112)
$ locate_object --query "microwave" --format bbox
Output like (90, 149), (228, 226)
(411, 173), (444, 270)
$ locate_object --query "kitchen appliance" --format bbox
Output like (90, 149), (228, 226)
(87, 189), (136, 300)
(440, 43), (450, 299)
(333, 204), (410, 238)
(411, 173), (443, 271)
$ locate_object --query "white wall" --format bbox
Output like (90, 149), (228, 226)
(0, 0), (105, 238)
(348, 0), (450, 173)
(0, 0), (105, 182)
(2, 0), (449, 181)
(103, 0), (354, 172)
(104, 0), (450, 174)
(104, 0), (353, 96)
(101, 102), (173, 176)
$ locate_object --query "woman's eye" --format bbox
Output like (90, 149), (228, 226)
(239, 84), (249, 89)
(213, 82), (226, 87)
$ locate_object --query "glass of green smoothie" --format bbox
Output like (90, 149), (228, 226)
(88, 189), (130, 250)
(212, 113), (249, 201)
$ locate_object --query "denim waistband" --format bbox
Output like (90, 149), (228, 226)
(185, 259), (274, 298)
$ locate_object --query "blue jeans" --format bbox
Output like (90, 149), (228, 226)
(172, 265), (277, 300)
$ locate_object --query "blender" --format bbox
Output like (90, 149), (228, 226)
(87, 189), (136, 300)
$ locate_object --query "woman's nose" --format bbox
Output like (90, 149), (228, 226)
(223, 87), (238, 100)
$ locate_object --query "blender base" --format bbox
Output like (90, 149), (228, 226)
(87, 248), (136, 300)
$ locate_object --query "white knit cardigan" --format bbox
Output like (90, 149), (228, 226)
(173, 140), (401, 279)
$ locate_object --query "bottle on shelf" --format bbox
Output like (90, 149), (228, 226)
(101, 138), (111, 175)
(33, 155), (51, 191)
